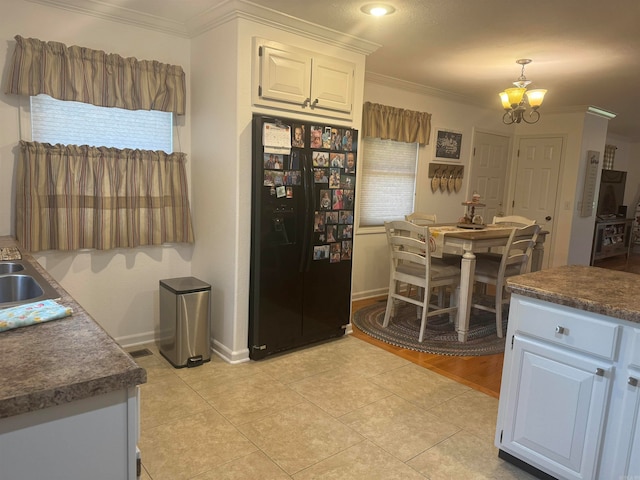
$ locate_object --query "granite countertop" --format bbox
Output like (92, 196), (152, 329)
(0, 236), (146, 419)
(507, 264), (640, 324)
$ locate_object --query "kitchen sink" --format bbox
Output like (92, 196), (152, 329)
(0, 263), (25, 274)
(0, 260), (61, 308)
(0, 275), (44, 303)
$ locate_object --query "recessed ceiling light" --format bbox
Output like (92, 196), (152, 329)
(360, 3), (396, 16)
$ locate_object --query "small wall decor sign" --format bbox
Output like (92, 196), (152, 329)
(434, 128), (463, 161)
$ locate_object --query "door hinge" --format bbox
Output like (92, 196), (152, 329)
(258, 46), (262, 56)
(511, 335), (514, 349)
(252, 344), (267, 351)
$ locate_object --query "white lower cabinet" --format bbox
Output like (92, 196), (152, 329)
(599, 329), (640, 478)
(0, 387), (139, 480)
(499, 335), (611, 479)
(497, 295), (640, 479)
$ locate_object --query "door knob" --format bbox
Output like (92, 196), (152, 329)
(545, 216), (552, 221)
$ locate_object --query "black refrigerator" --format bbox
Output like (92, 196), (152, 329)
(249, 114), (357, 360)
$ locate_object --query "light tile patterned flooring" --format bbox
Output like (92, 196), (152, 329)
(131, 336), (536, 480)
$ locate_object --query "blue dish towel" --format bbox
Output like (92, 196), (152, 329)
(0, 300), (73, 332)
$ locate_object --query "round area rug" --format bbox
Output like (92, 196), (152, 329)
(353, 301), (507, 356)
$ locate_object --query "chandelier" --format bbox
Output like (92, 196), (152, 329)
(499, 59), (547, 124)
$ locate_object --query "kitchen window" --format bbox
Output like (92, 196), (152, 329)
(359, 137), (418, 227)
(6, 35), (192, 252)
(31, 94), (173, 152)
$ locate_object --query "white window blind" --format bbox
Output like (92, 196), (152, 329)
(359, 137), (418, 227)
(31, 94), (173, 152)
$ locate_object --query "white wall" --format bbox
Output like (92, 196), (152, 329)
(566, 112), (610, 265)
(0, 2), (193, 345)
(190, 21), (244, 362)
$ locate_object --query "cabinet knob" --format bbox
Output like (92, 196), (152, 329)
(555, 325), (566, 334)
(302, 97), (311, 107)
(629, 377), (639, 387)
(595, 368), (605, 377)
(311, 98), (319, 108)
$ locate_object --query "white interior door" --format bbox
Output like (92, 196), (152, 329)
(512, 137), (563, 268)
(469, 132), (510, 223)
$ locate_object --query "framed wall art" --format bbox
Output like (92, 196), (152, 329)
(434, 128), (463, 161)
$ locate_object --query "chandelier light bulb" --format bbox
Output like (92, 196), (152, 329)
(498, 59), (546, 124)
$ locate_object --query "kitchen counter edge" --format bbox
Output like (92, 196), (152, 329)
(0, 236), (146, 419)
(506, 264), (640, 324)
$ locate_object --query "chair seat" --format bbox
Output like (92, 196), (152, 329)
(438, 253), (463, 266)
(474, 257), (523, 280)
(431, 262), (462, 280)
(396, 261), (460, 281)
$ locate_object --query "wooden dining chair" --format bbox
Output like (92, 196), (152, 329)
(492, 215), (536, 227)
(483, 215), (537, 256)
(471, 224), (541, 338)
(383, 220), (460, 342)
(405, 212), (438, 225)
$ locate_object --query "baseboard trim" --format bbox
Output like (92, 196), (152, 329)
(212, 338), (250, 364)
(115, 331), (156, 349)
(352, 288), (387, 301)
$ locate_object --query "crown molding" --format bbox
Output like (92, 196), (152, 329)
(23, 0), (381, 55)
(24, 0), (190, 37)
(188, 0), (380, 55)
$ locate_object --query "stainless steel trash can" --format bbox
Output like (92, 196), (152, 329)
(159, 277), (211, 368)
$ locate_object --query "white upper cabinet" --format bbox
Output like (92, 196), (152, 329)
(259, 45), (312, 106)
(254, 39), (355, 118)
(310, 55), (354, 113)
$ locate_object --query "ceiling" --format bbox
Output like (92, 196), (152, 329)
(27, 0), (640, 142)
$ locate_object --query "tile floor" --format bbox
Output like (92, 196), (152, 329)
(131, 336), (536, 479)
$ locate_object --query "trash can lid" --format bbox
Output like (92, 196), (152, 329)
(160, 277), (211, 294)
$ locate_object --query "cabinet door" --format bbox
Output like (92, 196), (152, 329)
(259, 45), (311, 106)
(604, 330), (640, 478)
(609, 368), (640, 477)
(500, 335), (611, 480)
(310, 56), (354, 113)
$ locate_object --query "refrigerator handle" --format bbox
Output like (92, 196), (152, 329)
(300, 152), (312, 272)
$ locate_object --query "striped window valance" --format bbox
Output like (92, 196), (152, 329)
(4, 35), (186, 115)
(362, 102), (432, 145)
(16, 141), (194, 252)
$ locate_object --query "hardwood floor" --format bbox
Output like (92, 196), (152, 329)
(351, 251), (640, 399)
